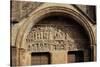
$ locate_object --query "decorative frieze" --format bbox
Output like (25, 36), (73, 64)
(26, 23), (88, 52)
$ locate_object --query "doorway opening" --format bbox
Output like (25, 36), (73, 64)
(67, 51), (84, 63)
(31, 52), (51, 65)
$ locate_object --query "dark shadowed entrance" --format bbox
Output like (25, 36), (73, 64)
(31, 52), (50, 65)
(68, 51), (84, 63)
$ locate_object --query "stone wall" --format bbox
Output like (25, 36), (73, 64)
(11, 1), (43, 22)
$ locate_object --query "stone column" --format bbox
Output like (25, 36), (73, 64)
(19, 48), (26, 66)
(16, 48), (20, 66)
(16, 48), (26, 66)
(90, 45), (96, 61)
(51, 51), (67, 64)
(93, 45), (96, 61)
(25, 52), (31, 65)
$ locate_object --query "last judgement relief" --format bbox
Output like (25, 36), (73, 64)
(11, 0), (96, 66)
